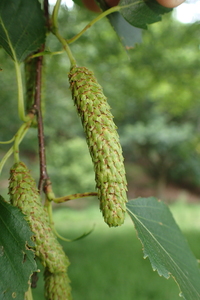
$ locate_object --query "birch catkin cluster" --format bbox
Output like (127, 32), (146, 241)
(69, 66), (127, 227)
(9, 162), (72, 300)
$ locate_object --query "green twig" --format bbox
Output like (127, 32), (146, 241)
(29, 50), (64, 59)
(53, 224), (95, 242)
(45, 196), (95, 242)
(43, 179), (56, 201)
(25, 286), (33, 300)
(52, 0), (61, 30)
(67, 6), (120, 44)
(15, 61), (29, 122)
(51, 0), (76, 66)
(0, 113), (34, 174)
(13, 120), (32, 163)
(0, 147), (13, 174)
(0, 136), (15, 144)
(52, 31), (76, 66)
(66, 2), (142, 44)
(45, 196), (53, 224)
(53, 192), (97, 203)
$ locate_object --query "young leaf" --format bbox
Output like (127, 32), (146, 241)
(127, 197), (200, 300)
(0, 196), (37, 300)
(97, 0), (142, 49)
(106, 11), (142, 49)
(119, 0), (172, 29)
(0, 0), (46, 62)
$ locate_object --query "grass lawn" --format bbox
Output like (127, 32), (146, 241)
(32, 200), (200, 300)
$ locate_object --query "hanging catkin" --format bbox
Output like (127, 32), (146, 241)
(9, 162), (72, 300)
(44, 269), (72, 300)
(69, 66), (127, 227)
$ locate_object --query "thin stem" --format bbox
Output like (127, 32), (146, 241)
(0, 113), (34, 174)
(14, 61), (29, 122)
(51, 0), (76, 66)
(44, 199), (72, 242)
(0, 147), (13, 174)
(53, 192), (97, 203)
(53, 31), (76, 66)
(13, 118), (33, 163)
(45, 196), (54, 225)
(44, 178), (55, 201)
(52, 0), (61, 30)
(0, 136), (15, 144)
(45, 195), (94, 242)
(53, 224), (95, 242)
(33, 47), (49, 193)
(24, 286), (33, 300)
(67, 1), (142, 44)
(67, 6), (120, 44)
(30, 50), (64, 59)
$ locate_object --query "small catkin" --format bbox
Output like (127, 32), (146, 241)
(69, 66), (127, 227)
(44, 269), (72, 300)
(9, 162), (72, 299)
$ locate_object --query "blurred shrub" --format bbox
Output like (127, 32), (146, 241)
(121, 115), (200, 188)
(46, 137), (95, 196)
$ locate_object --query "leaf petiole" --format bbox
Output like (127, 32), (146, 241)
(15, 61), (29, 122)
(53, 224), (95, 242)
(67, 2), (142, 44)
(46, 197), (95, 242)
(25, 286), (34, 300)
(52, 30), (76, 66)
(0, 147), (13, 175)
(0, 136), (15, 144)
(67, 5), (120, 44)
(51, 0), (76, 66)
(0, 113), (34, 174)
(29, 50), (64, 59)
(53, 192), (97, 203)
(13, 119), (32, 163)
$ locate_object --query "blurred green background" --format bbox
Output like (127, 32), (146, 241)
(1, 1), (200, 299)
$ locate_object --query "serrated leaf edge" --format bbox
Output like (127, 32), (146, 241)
(126, 205), (200, 299)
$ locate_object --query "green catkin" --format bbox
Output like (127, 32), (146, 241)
(44, 269), (72, 300)
(69, 66), (128, 227)
(8, 162), (72, 300)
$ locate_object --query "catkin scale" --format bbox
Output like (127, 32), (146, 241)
(9, 162), (72, 300)
(69, 66), (127, 227)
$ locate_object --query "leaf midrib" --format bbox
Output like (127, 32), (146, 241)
(0, 17), (17, 61)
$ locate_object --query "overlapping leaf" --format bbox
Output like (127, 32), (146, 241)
(119, 0), (172, 29)
(127, 197), (200, 300)
(72, 0), (172, 48)
(0, 0), (46, 62)
(97, 0), (142, 48)
(0, 196), (37, 300)
(103, 10), (142, 49)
